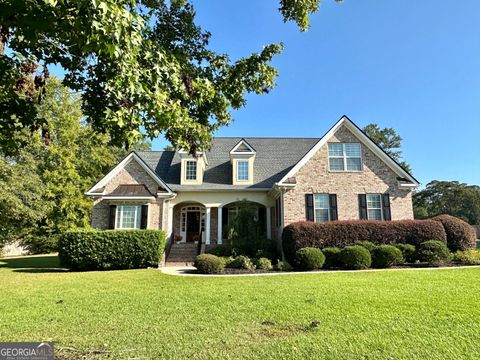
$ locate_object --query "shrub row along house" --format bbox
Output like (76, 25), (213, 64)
(86, 116), (419, 264)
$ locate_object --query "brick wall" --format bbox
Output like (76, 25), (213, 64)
(91, 159), (165, 230)
(283, 125), (414, 226)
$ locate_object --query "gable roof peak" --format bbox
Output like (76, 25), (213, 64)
(230, 138), (256, 154)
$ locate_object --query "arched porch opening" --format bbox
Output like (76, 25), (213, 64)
(173, 202), (206, 244)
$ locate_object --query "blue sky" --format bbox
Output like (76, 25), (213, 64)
(149, 0), (480, 186)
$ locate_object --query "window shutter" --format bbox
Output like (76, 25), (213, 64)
(141, 205), (148, 229)
(382, 194), (391, 221)
(358, 194), (368, 220)
(305, 194), (314, 221)
(108, 205), (117, 229)
(329, 194), (338, 221)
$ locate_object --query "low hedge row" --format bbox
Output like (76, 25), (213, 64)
(58, 230), (166, 271)
(282, 220), (447, 263)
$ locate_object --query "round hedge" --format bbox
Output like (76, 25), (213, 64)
(339, 245), (372, 270)
(295, 247), (325, 270)
(371, 245), (404, 268)
(395, 244), (416, 263)
(322, 247), (341, 269)
(417, 240), (452, 265)
(228, 255), (255, 270)
(254, 257), (273, 270)
(431, 215), (477, 251)
(194, 254), (225, 274)
(355, 241), (376, 252)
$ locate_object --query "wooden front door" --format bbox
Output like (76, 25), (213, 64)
(186, 211), (201, 242)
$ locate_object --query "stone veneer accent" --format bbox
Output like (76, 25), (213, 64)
(91, 159), (164, 230)
(283, 125), (414, 226)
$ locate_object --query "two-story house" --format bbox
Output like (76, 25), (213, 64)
(86, 116), (419, 263)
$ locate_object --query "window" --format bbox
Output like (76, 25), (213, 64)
(185, 160), (197, 180)
(328, 143), (362, 171)
(367, 194), (382, 220)
(237, 160), (249, 181)
(115, 205), (142, 229)
(314, 194), (330, 223)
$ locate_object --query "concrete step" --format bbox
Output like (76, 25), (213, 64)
(166, 243), (198, 264)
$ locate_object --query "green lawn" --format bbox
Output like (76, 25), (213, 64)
(1, 255), (479, 359)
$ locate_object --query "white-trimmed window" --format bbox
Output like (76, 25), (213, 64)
(328, 143), (362, 171)
(115, 205), (142, 229)
(237, 160), (249, 181)
(185, 160), (197, 180)
(367, 194), (382, 220)
(314, 194), (330, 223)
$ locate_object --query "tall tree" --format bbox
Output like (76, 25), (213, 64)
(0, 77), (132, 248)
(0, 0), (341, 155)
(363, 123), (412, 173)
(413, 181), (480, 225)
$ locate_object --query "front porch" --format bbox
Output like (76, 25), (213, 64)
(165, 191), (277, 247)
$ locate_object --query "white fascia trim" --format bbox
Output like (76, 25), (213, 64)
(399, 183), (419, 189)
(278, 116), (420, 186)
(174, 188), (271, 192)
(85, 152), (174, 196)
(230, 139), (256, 154)
(103, 196), (156, 200)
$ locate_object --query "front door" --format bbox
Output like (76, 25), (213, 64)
(186, 211), (201, 242)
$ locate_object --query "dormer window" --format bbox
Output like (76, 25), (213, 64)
(179, 150), (207, 185)
(328, 143), (362, 172)
(230, 139), (256, 185)
(237, 160), (249, 181)
(185, 160), (197, 181)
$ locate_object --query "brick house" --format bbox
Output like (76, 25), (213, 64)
(87, 116), (419, 263)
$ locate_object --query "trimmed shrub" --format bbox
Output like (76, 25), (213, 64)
(395, 244), (416, 263)
(322, 247), (341, 269)
(254, 257), (273, 270)
(454, 249), (480, 265)
(274, 260), (293, 272)
(339, 245), (372, 270)
(295, 247), (325, 270)
(355, 241), (376, 252)
(417, 240), (452, 265)
(194, 254), (225, 274)
(227, 255), (255, 271)
(282, 220), (447, 263)
(371, 245), (403, 268)
(207, 244), (232, 257)
(58, 229), (166, 271)
(431, 215), (477, 251)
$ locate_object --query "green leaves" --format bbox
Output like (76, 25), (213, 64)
(1, 0), (336, 155)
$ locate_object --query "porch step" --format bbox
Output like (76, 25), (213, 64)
(166, 243), (198, 266)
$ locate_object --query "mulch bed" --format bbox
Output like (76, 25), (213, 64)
(190, 262), (478, 275)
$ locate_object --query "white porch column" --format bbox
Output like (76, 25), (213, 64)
(266, 207), (272, 239)
(217, 206), (223, 245)
(205, 207), (211, 245)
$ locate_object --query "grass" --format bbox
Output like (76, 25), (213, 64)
(1, 255), (480, 359)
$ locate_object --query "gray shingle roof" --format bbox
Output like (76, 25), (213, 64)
(136, 137), (319, 191)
